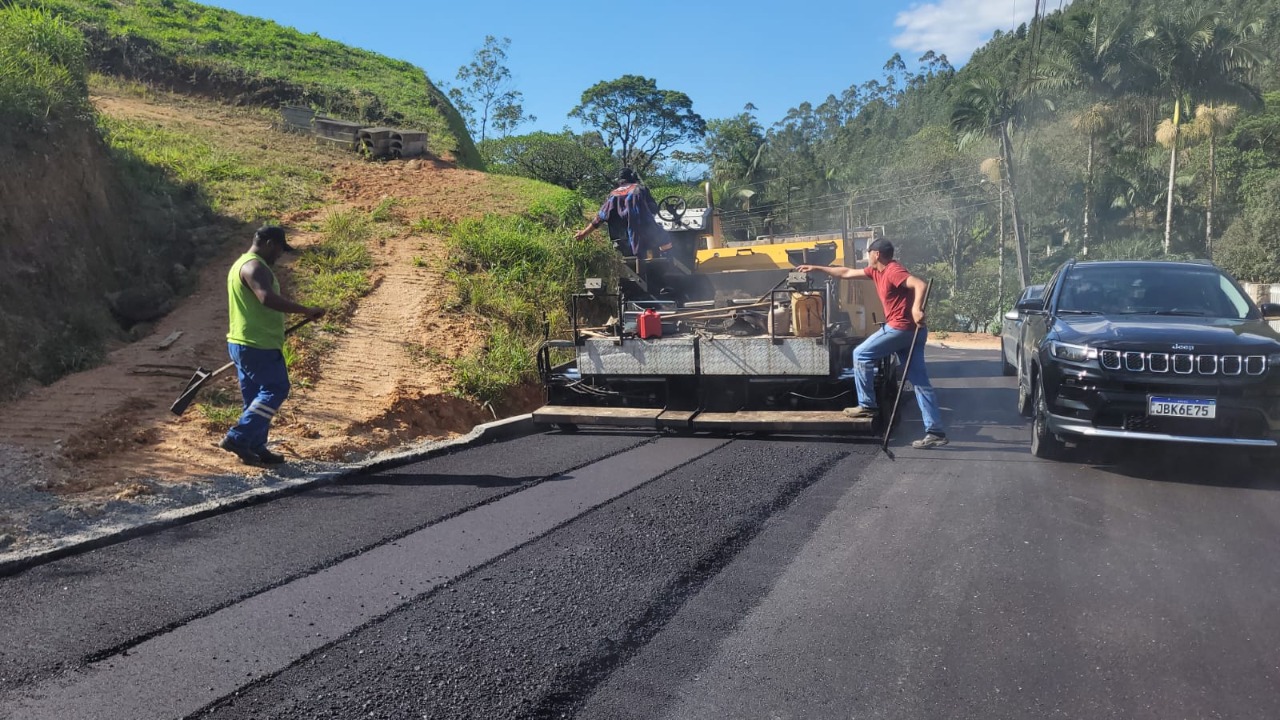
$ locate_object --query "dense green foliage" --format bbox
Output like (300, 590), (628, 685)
(444, 186), (617, 404)
(569, 75), (706, 175)
(0, 5), (90, 136)
(480, 130), (614, 196)
(13, 0), (479, 166)
(692, 0), (1280, 329)
(1216, 176), (1280, 281)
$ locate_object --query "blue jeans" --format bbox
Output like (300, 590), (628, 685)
(225, 343), (290, 450)
(853, 326), (945, 435)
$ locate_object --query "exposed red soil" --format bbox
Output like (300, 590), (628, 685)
(0, 90), (543, 498)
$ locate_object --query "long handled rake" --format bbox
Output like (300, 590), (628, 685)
(881, 279), (933, 459)
(169, 318), (313, 416)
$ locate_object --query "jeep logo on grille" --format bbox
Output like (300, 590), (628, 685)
(1171, 343), (1196, 351)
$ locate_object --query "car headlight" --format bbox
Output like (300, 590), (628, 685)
(1269, 352), (1280, 368)
(1049, 341), (1098, 366)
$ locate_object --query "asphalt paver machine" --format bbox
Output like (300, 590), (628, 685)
(534, 193), (895, 435)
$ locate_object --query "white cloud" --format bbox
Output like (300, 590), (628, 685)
(892, 0), (1038, 62)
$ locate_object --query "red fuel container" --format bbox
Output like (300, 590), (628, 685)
(638, 308), (663, 339)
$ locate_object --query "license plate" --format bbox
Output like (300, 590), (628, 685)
(1148, 396), (1216, 419)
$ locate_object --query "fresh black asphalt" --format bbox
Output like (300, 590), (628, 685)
(0, 432), (648, 690)
(2, 348), (1279, 719)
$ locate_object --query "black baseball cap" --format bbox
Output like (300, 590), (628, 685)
(254, 225), (294, 252)
(867, 238), (893, 255)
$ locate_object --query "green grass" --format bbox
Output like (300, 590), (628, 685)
(293, 209), (374, 320)
(97, 114), (326, 219)
(0, 5), (91, 136)
(194, 386), (241, 431)
(282, 208), (377, 379)
(489, 175), (589, 228)
(444, 187), (616, 404)
(410, 215), (453, 234)
(369, 197), (401, 223)
(14, 0), (478, 166)
(450, 325), (532, 407)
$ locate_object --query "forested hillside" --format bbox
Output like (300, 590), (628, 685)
(473, 0), (1280, 329)
(698, 0), (1280, 330)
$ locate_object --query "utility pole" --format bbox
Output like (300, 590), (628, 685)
(998, 179), (1006, 312)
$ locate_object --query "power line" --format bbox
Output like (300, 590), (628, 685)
(715, 178), (997, 234)
(711, 120), (1008, 196)
(718, 169), (990, 221)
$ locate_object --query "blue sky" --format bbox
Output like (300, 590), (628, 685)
(206, 0), (1040, 134)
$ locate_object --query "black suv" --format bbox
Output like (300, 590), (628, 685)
(1015, 259), (1280, 459)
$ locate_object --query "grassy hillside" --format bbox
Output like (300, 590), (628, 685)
(17, 0), (480, 167)
(0, 4), (90, 137)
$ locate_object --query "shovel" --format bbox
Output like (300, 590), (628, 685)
(170, 318), (312, 416)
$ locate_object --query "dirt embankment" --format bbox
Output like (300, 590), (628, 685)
(0, 87), (544, 521)
(0, 122), (197, 399)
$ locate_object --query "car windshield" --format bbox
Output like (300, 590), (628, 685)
(1056, 265), (1256, 320)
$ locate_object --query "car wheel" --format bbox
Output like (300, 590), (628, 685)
(1030, 377), (1068, 460)
(1001, 340), (1016, 376)
(1016, 366), (1034, 417)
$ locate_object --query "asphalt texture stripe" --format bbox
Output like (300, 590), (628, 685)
(0, 430), (646, 692)
(197, 439), (865, 720)
(0, 436), (729, 720)
(0, 415), (537, 577)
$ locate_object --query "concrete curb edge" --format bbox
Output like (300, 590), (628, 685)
(0, 414), (538, 577)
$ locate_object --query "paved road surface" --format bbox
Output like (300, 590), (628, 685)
(1, 348), (1277, 719)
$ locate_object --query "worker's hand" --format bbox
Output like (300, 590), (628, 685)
(912, 307), (926, 325)
(796, 264), (814, 273)
(304, 306), (327, 321)
(574, 228), (592, 242)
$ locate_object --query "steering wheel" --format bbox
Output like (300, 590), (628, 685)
(657, 195), (687, 222)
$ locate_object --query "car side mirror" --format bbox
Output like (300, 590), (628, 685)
(1015, 297), (1044, 313)
(1261, 302), (1280, 319)
(1004, 310), (1020, 322)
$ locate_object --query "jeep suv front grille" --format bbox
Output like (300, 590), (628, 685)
(1098, 349), (1267, 376)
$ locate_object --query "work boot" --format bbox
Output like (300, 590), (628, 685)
(219, 436), (262, 465)
(842, 405), (877, 419)
(911, 432), (950, 449)
(254, 446), (287, 465)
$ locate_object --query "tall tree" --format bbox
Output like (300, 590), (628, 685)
(570, 75), (706, 175)
(480, 130), (613, 195)
(448, 36), (535, 144)
(703, 104), (767, 187)
(1033, 5), (1137, 253)
(953, 76), (1035, 289)
(1137, 9), (1265, 252)
(1187, 103), (1241, 255)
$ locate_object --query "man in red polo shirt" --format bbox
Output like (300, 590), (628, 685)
(798, 238), (946, 448)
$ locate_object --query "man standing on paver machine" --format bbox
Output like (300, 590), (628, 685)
(219, 226), (325, 465)
(797, 238), (947, 449)
(574, 167), (674, 258)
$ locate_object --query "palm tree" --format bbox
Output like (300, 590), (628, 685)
(1186, 104), (1240, 256)
(953, 77), (1034, 289)
(1032, 5), (1137, 254)
(1137, 9), (1265, 253)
